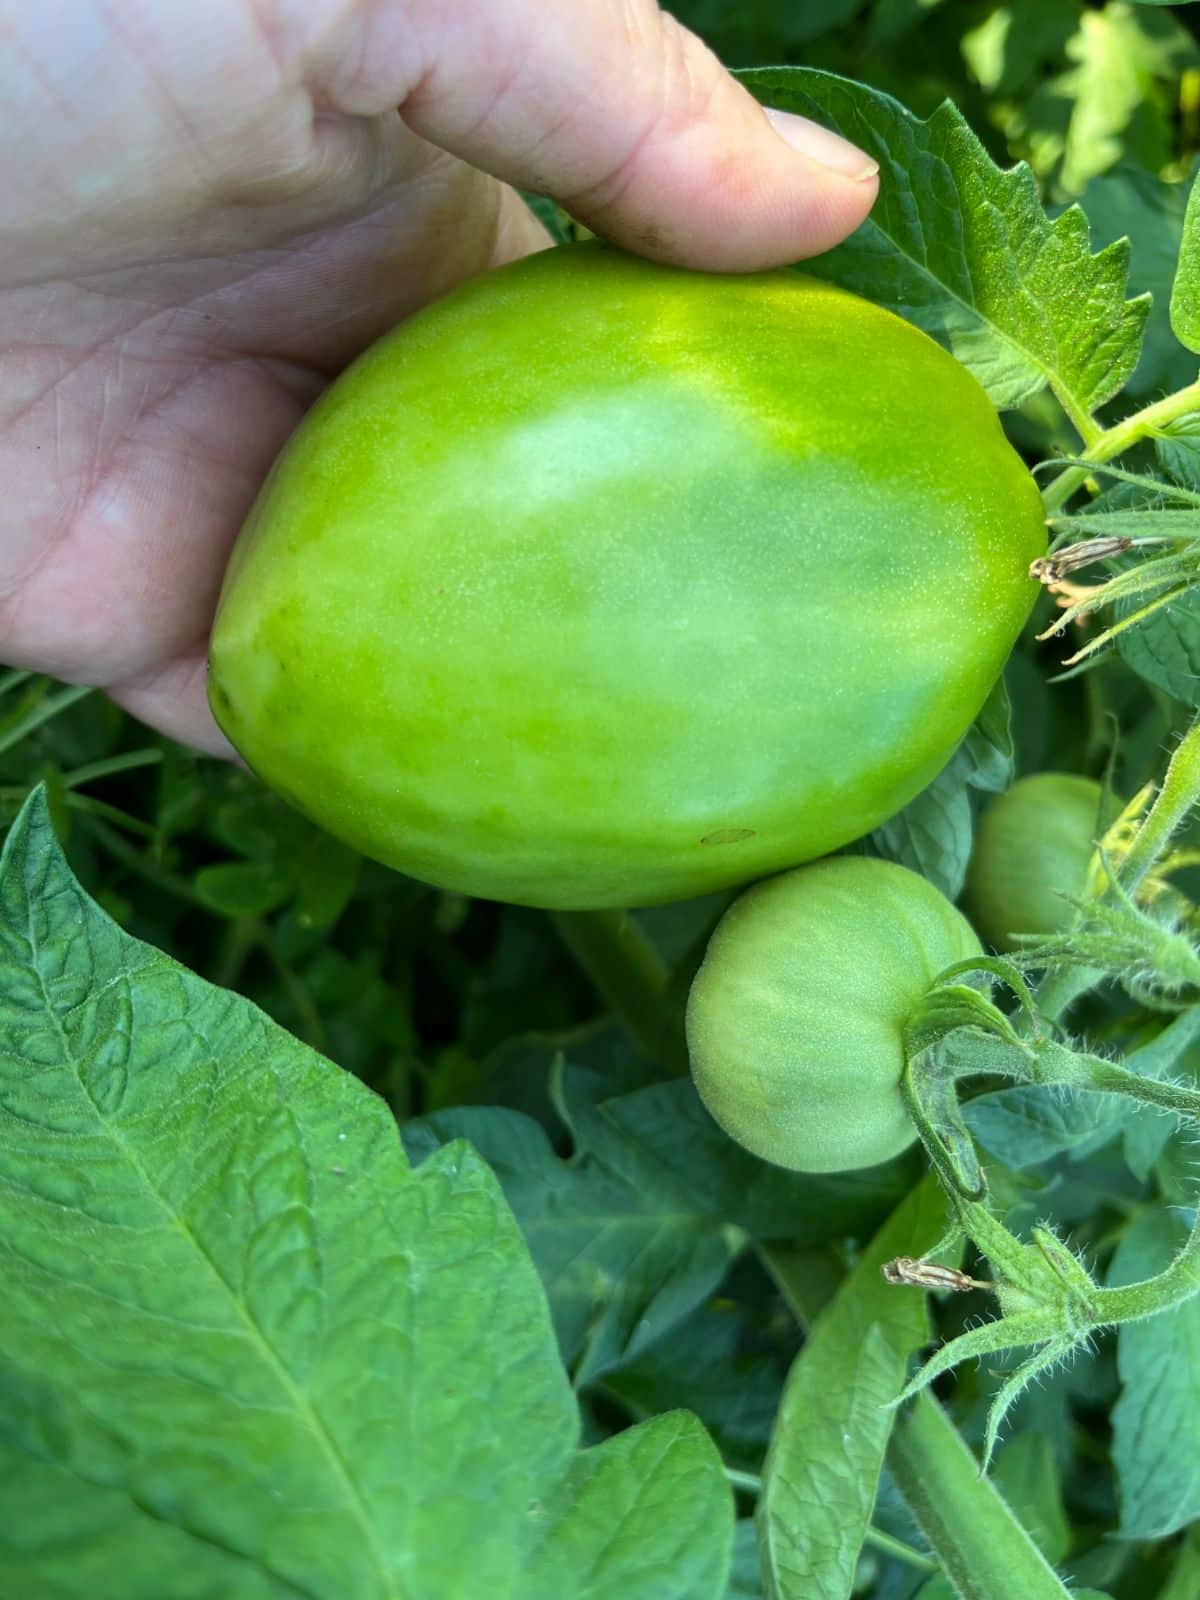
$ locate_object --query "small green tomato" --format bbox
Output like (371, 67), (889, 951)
(964, 773), (1103, 952)
(685, 856), (982, 1173)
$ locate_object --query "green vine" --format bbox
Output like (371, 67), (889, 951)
(890, 736), (1200, 1463)
(1040, 373), (1200, 513)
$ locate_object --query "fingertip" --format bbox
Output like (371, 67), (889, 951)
(571, 130), (879, 275)
(559, 71), (881, 274)
(776, 160), (879, 263)
(664, 101), (881, 269)
(764, 108), (879, 184)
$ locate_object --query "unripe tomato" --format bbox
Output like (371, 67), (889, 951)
(209, 244), (1045, 909)
(964, 772), (1103, 951)
(685, 856), (982, 1172)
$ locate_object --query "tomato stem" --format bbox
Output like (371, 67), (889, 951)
(901, 1048), (987, 1201)
(550, 909), (689, 1074)
(863, 1525), (938, 1575)
(1093, 1218), (1200, 1323)
(1117, 713), (1200, 896)
(1083, 1054), (1200, 1123)
(1041, 374), (1200, 512)
(888, 1394), (1071, 1600)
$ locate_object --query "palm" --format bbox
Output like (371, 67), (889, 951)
(0, 0), (875, 753)
(0, 109), (542, 750)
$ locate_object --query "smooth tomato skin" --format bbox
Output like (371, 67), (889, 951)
(964, 772), (1103, 951)
(208, 243), (1046, 909)
(686, 856), (982, 1173)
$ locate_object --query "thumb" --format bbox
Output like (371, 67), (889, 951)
(309, 0), (878, 271)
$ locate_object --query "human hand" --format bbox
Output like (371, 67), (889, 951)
(0, 1), (878, 753)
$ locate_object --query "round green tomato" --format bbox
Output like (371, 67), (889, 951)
(964, 772), (1103, 951)
(208, 243), (1045, 910)
(686, 856), (982, 1173)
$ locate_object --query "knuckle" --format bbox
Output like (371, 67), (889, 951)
(564, 6), (729, 219)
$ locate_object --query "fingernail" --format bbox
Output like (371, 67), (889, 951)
(765, 108), (879, 182)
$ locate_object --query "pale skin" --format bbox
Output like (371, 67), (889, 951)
(0, 0), (878, 755)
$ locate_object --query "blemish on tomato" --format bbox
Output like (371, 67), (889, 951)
(700, 827), (756, 846)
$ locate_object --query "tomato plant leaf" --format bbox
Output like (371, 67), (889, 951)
(1156, 1528), (1200, 1600)
(868, 678), (1012, 899)
(1113, 1010), (1200, 1179)
(1109, 1207), (1200, 1539)
(757, 1178), (949, 1600)
(990, 1433), (1070, 1565)
(964, 1085), (1128, 1167)
(960, 0), (1078, 99)
(553, 1068), (915, 1244)
(406, 1064), (911, 1386)
(404, 1091), (741, 1385)
(727, 1522), (765, 1599)
(1156, 412), (1200, 488)
(1174, 168), (1200, 353)
(210, 787), (313, 858)
(291, 832), (362, 930)
(957, 1008), (1200, 1181)
(523, 1409), (734, 1597)
(0, 789), (733, 1598)
(1117, 586), (1200, 706)
(1109, 1005), (1200, 1187)
(1085, 163), (1197, 397)
(740, 67), (1150, 429)
(603, 1297), (788, 1474)
(913, 1581), (955, 1600)
(193, 857), (294, 916)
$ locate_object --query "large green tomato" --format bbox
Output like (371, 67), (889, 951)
(208, 243), (1045, 909)
(686, 856), (982, 1173)
(964, 772), (1103, 951)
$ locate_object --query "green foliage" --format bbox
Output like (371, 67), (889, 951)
(1109, 1209), (1200, 1539)
(406, 1062), (909, 1384)
(9, 3), (1200, 1597)
(728, 1523), (768, 1600)
(1086, 162), (1196, 397)
(757, 1181), (948, 1600)
(1047, 5), (1197, 198)
(739, 66), (1149, 427)
(870, 679), (1014, 900)
(0, 792), (733, 1596)
(990, 1434), (1071, 1566)
(1157, 1530), (1200, 1600)
(1173, 167), (1200, 350)
(1118, 584), (1200, 703)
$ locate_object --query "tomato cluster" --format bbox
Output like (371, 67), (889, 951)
(209, 243), (1052, 1174)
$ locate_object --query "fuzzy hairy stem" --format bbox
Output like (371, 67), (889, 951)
(1083, 1055), (1200, 1123)
(1041, 375), (1200, 513)
(1119, 715), (1200, 896)
(1035, 714), (1200, 1022)
(888, 1395), (1071, 1600)
(1094, 1210), (1200, 1324)
(550, 909), (688, 1074)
